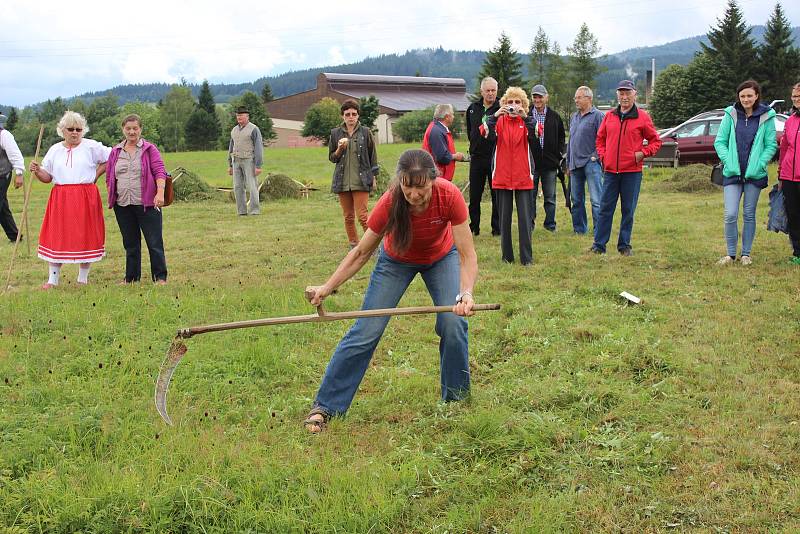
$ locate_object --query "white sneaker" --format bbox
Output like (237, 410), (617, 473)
(716, 256), (734, 266)
(740, 255), (752, 266)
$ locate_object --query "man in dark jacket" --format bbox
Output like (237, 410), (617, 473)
(465, 77), (500, 236)
(529, 84), (566, 232)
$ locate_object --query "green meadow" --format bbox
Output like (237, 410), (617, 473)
(1, 143), (798, 532)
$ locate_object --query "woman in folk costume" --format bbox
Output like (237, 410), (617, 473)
(29, 111), (111, 289)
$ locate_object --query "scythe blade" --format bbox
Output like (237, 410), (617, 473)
(154, 338), (188, 426)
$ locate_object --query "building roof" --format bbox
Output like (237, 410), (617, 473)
(322, 73), (471, 113)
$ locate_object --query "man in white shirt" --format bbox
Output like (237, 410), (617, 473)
(0, 114), (25, 242)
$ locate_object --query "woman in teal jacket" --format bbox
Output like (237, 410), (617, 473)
(713, 79), (777, 266)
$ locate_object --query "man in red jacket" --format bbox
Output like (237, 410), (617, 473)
(422, 104), (465, 181)
(590, 80), (661, 256)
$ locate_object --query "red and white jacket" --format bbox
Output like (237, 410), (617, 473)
(484, 113), (536, 190)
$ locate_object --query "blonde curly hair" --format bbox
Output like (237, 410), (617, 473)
(499, 87), (530, 116)
(56, 111), (89, 138)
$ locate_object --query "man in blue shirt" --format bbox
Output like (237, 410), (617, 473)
(567, 86), (604, 236)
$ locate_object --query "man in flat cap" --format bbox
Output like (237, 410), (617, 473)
(528, 84), (565, 232)
(228, 106), (264, 215)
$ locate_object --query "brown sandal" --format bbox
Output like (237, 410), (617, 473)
(303, 407), (331, 434)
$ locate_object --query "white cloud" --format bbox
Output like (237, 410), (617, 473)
(0, 0), (796, 106)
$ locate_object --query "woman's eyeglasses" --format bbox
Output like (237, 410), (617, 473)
(66, 127), (83, 132)
(343, 112), (358, 117)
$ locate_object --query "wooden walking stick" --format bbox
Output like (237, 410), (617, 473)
(154, 290), (501, 425)
(4, 125), (44, 292)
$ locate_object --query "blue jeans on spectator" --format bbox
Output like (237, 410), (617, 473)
(723, 182), (762, 257)
(570, 160), (603, 236)
(532, 169), (557, 231)
(592, 171), (642, 253)
(313, 246), (469, 416)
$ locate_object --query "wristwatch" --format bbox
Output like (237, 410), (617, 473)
(455, 291), (473, 304)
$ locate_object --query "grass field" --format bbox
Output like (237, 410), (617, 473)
(161, 142), (472, 189)
(1, 144), (799, 532)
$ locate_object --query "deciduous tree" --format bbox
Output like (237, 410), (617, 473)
(301, 97), (341, 144)
(159, 85), (195, 152)
(649, 64), (689, 128)
(358, 95), (380, 132)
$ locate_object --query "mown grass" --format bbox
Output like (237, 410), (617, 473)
(1, 149), (799, 532)
(162, 142), (472, 189)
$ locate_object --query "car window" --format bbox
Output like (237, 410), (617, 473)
(708, 120), (721, 137)
(673, 122), (707, 138)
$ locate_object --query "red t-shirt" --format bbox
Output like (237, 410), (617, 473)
(367, 178), (468, 264)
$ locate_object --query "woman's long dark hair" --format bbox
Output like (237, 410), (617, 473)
(384, 149), (437, 254)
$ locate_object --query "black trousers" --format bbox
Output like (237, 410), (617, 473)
(0, 172), (19, 242)
(468, 156), (499, 235)
(496, 189), (533, 265)
(781, 179), (800, 257)
(113, 204), (168, 282)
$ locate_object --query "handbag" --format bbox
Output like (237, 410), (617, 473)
(710, 163), (724, 186)
(162, 173), (174, 207)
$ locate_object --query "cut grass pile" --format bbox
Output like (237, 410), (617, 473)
(657, 163), (720, 193)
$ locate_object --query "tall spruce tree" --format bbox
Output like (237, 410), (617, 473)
(529, 27), (551, 86)
(700, 0), (758, 102)
(757, 2), (800, 105)
(261, 83), (274, 104)
(186, 80), (221, 150)
(477, 32), (524, 97)
(197, 80), (216, 115)
(567, 23), (603, 88)
(5, 107), (18, 131)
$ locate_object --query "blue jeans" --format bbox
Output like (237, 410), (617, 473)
(313, 246), (469, 416)
(723, 182), (762, 257)
(532, 169), (557, 230)
(592, 171), (642, 253)
(570, 160), (603, 236)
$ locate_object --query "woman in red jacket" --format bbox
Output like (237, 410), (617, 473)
(779, 82), (800, 265)
(484, 87), (537, 265)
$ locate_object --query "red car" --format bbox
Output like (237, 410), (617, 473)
(660, 110), (787, 165)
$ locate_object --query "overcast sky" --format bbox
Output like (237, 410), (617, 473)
(2, 0), (795, 107)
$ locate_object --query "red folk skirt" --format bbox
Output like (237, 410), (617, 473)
(37, 184), (105, 264)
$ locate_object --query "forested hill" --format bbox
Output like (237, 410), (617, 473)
(8, 25), (799, 111)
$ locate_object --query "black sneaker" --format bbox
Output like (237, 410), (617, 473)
(619, 248), (632, 257)
(589, 246), (604, 254)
